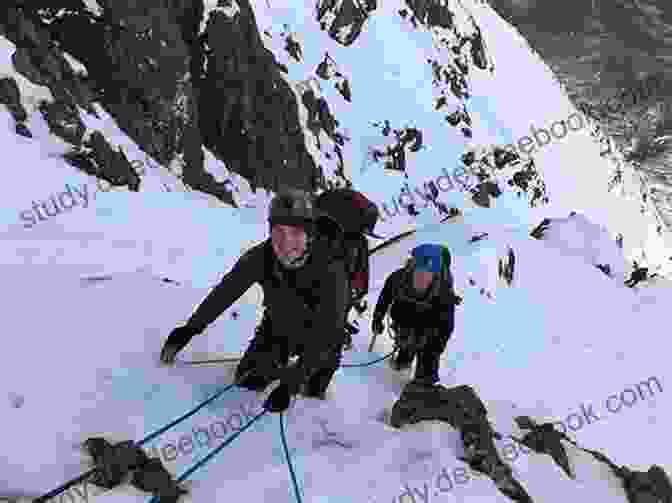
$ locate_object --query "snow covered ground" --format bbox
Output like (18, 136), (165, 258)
(2, 189), (669, 503)
(1, 0), (671, 502)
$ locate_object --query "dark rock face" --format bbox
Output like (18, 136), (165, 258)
(63, 131), (141, 191)
(1, 0), (355, 202)
(38, 100), (86, 145)
(0, 76), (32, 137)
(199, 0), (322, 193)
(0, 2), (233, 204)
(50, 1), (205, 174)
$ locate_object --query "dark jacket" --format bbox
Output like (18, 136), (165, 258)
(372, 266), (458, 332)
(184, 235), (349, 375)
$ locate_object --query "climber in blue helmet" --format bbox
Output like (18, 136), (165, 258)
(371, 243), (462, 385)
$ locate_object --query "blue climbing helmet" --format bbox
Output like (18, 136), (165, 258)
(411, 243), (444, 274)
(409, 243), (453, 288)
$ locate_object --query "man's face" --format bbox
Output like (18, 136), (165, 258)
(413, 270), (434, 292)
(271, 224), (308, 265)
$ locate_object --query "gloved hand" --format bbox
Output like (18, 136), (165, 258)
(160, 325), (201, 364)
(372, 317), (384, 335)
(263, 382), (293, 413)
(453, 294), (463, 306)
(263, 364), (304, 413)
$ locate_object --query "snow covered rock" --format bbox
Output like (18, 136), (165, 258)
(390, 382), (534, 502)
(529, 212), (628, 280)
(316, 0), (377, 47)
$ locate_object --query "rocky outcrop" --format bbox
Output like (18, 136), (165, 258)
(0, 4), (99, 147)
(498, 246), (516, 286)
(199, 0), (322, 193)
(0, 2), (235, 204)
(316, 0), (377, 46)
(390, 383), (672, 503)
(391, 382), (534, 503)
(315, 52), (352, 102)
(43, 1), (208, 185)
(0, 77), (31, 138)
(404, 0), (493, 139)
(84, 437), (187, 502)
(530, 218), (552, 239)
(63, 131), (141, 191)
(513, 416), (672, 503)
(460, 146), (549, 208)
(365, 121), (424, 177)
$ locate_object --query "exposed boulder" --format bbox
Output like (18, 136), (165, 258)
(38, 100), (86, 145)
(84, 436), (188, 502)
(63, 131), (141, 191)
(316, 0), (377, 46)
(0, 76), (32, 137)
(513, 416), (573, 479)
(390, 382), (533, 503)
(315, 52), (353, 103)
(471, 180), (502, 208)
(498, 246), (516, 286)
(507, 159), (549, 207)
(530, 218), (552, 239)
(366, 122), (424, 176)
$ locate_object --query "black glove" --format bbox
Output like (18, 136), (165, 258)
(262, 364), (305, 413)
(160, 325), (201, 364)
(453, 294), (463, 306)
(372, 317), (384, 335)
(263, 382), (292, 413)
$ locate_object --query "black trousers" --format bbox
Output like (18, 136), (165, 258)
(235, 311), (342, 394)
(392, 323), (451, 384)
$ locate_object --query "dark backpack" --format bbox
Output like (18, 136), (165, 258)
(315, 188), (380, 302)
(315, 188), (380, 236)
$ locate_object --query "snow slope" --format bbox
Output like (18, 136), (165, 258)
(2, 197), (670, 503)
(1, 0), (671, 502)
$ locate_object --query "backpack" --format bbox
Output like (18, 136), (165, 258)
(315, 188), (381, 302)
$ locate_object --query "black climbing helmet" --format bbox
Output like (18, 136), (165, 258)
(268, 188), (317, 234)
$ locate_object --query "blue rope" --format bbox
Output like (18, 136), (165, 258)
(280, 410), (303, 503)
(137, 371), (251, 447)
(33, 375), (249, 503)
(340, 350), (395, 368)
(147, 408), (268, 503)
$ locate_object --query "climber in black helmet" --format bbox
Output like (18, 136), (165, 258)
(160, 188), (350, 412)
